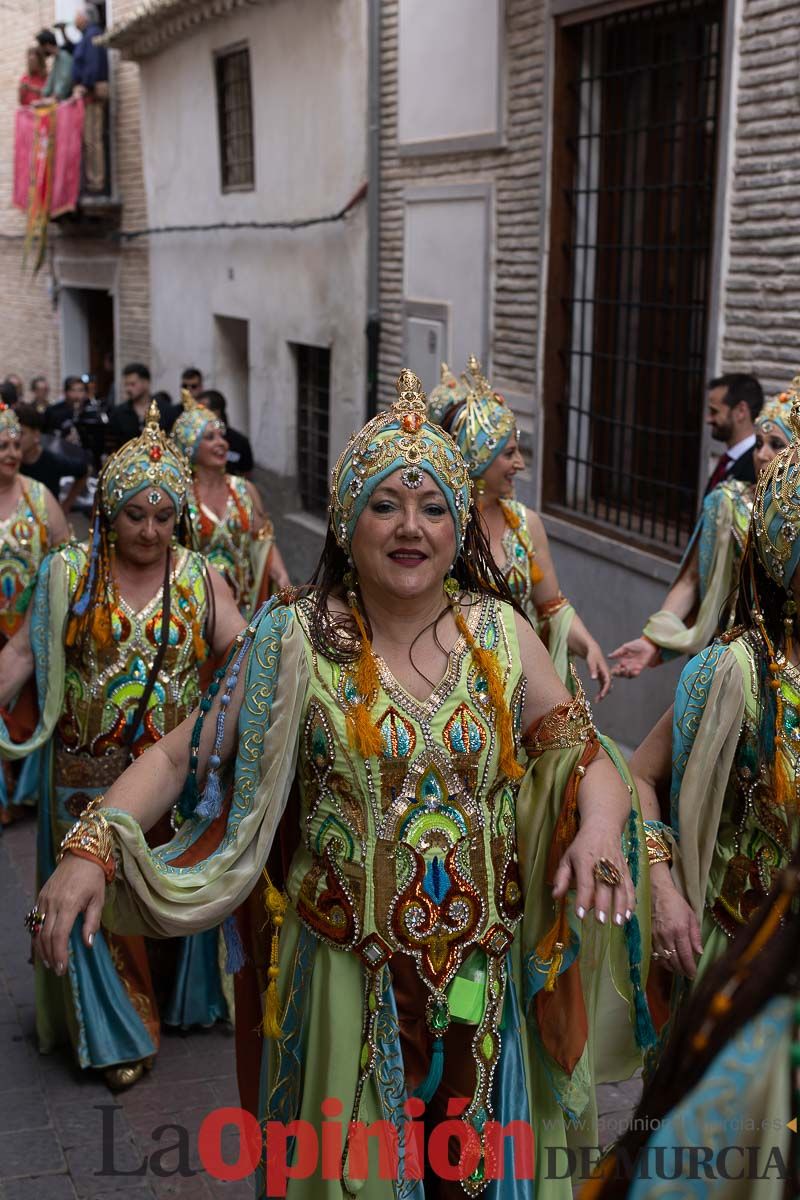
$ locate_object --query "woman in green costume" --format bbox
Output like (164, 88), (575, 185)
(29, 371), (652, 1198)
(610, 390), (795, 680)
(629, 394), (800, 1008)
(171, 390), (290, 616)
(429, 357), (611, 698)
(0, 404), (245, 1087)
(0, 400), (69, 814)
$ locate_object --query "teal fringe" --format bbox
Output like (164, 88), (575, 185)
(412, 1036), (444, 1103)
(624, 808), (657, 1049)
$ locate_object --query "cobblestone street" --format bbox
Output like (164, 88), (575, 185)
(0, 815), (641, 1198)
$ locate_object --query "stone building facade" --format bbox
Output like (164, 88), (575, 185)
(376, 0), (800, 745)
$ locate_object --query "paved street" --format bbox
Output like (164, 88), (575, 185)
(0, 815), (641, 1198)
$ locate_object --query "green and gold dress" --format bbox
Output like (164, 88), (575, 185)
(0, 543), (228, 1068)
(187, 474), (275, 616)
(102, 591), (654, 1199)
(0, 477), (52, 810)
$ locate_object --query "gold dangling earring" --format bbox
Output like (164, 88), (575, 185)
(474, 477), (486, 511)
(443, 563), (459, 603)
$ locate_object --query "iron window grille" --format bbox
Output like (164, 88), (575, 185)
(215, 44), (255, 192)
(295, 344), (331, 516)
(543, 0), (724, 556)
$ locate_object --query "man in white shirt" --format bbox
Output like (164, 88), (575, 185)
(704, 373), (762, 496)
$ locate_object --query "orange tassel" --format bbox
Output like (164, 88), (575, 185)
(536, 898), (570, 991)
(91, 603), (113, 649)
(345, 596), (382, 758)
(451, 606), (524, 780)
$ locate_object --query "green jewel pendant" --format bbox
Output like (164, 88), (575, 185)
(426, 991), (451, 1034)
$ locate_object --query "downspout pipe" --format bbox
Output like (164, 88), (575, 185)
(365, 0), (381, 418)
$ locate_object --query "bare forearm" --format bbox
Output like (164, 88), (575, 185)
(577, 751), (631, 833)
(100, 740), (187, 833)
(660, 572), (698, 621)
(567, 611), (591, 656)
(0, 636), (34, 709)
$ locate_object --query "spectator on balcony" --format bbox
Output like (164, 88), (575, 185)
(36, 29), (74, 102)
(29, 376), (50, 412)
(200, 389), (254, 477)
(18, 46), (47, 107)
(72, 4), (109, 195)
(17, 403), (88, 513)
(107, 364), (169, 451)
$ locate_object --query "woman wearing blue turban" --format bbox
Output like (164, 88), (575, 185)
(429, 357), (611, 698)
(28, 371), (655, 1200)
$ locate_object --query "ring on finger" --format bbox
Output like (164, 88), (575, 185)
(592, 858), (623, 888)
(24, 907), (46, 936)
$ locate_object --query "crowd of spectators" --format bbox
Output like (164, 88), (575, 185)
(2, 364), (255, 517)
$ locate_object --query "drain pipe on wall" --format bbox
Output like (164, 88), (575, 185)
(365, 0), (381, 419)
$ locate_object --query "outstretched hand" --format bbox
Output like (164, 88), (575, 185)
(33, 855), (107, 974)
(609, 637), (660, 678)
(552, 816), (635, 925)
(584, 640), (612, 700)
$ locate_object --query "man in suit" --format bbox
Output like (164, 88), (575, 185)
(704, 373), (763, 496)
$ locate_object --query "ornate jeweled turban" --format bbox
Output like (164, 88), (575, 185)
(752, 384), (800, 588)
(427, 362), (470, 428)
(756, 389), (795, 444)
(171, 389), (225, 464)
(100, 400), (191, 521)
(427, 354), (517, 478)
(330, 369), (473, 554)
(0, 402), (20, 439)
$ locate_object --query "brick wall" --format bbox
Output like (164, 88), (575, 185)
(377, 0), (546, 409)
(0, 0), (150, 394)
(720, 0), (800, 392)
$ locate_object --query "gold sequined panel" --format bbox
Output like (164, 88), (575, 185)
(0, 479), (49, 639)
(57, 547), (208, 760)
(288, 591), (525, 998)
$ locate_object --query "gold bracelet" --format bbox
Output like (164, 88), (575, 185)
(644, 825), (672, 867)
(59, 795), (116, 881)
(535, 593), (570, 622)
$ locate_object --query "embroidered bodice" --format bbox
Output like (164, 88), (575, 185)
(706, 631), (798, 938)
(57, 545), (209, 761)
(0, 477), (50, 639)
(498, 498), (538, 609)
(287, 591), (526, 1000)
(188, 475), (269, 614)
